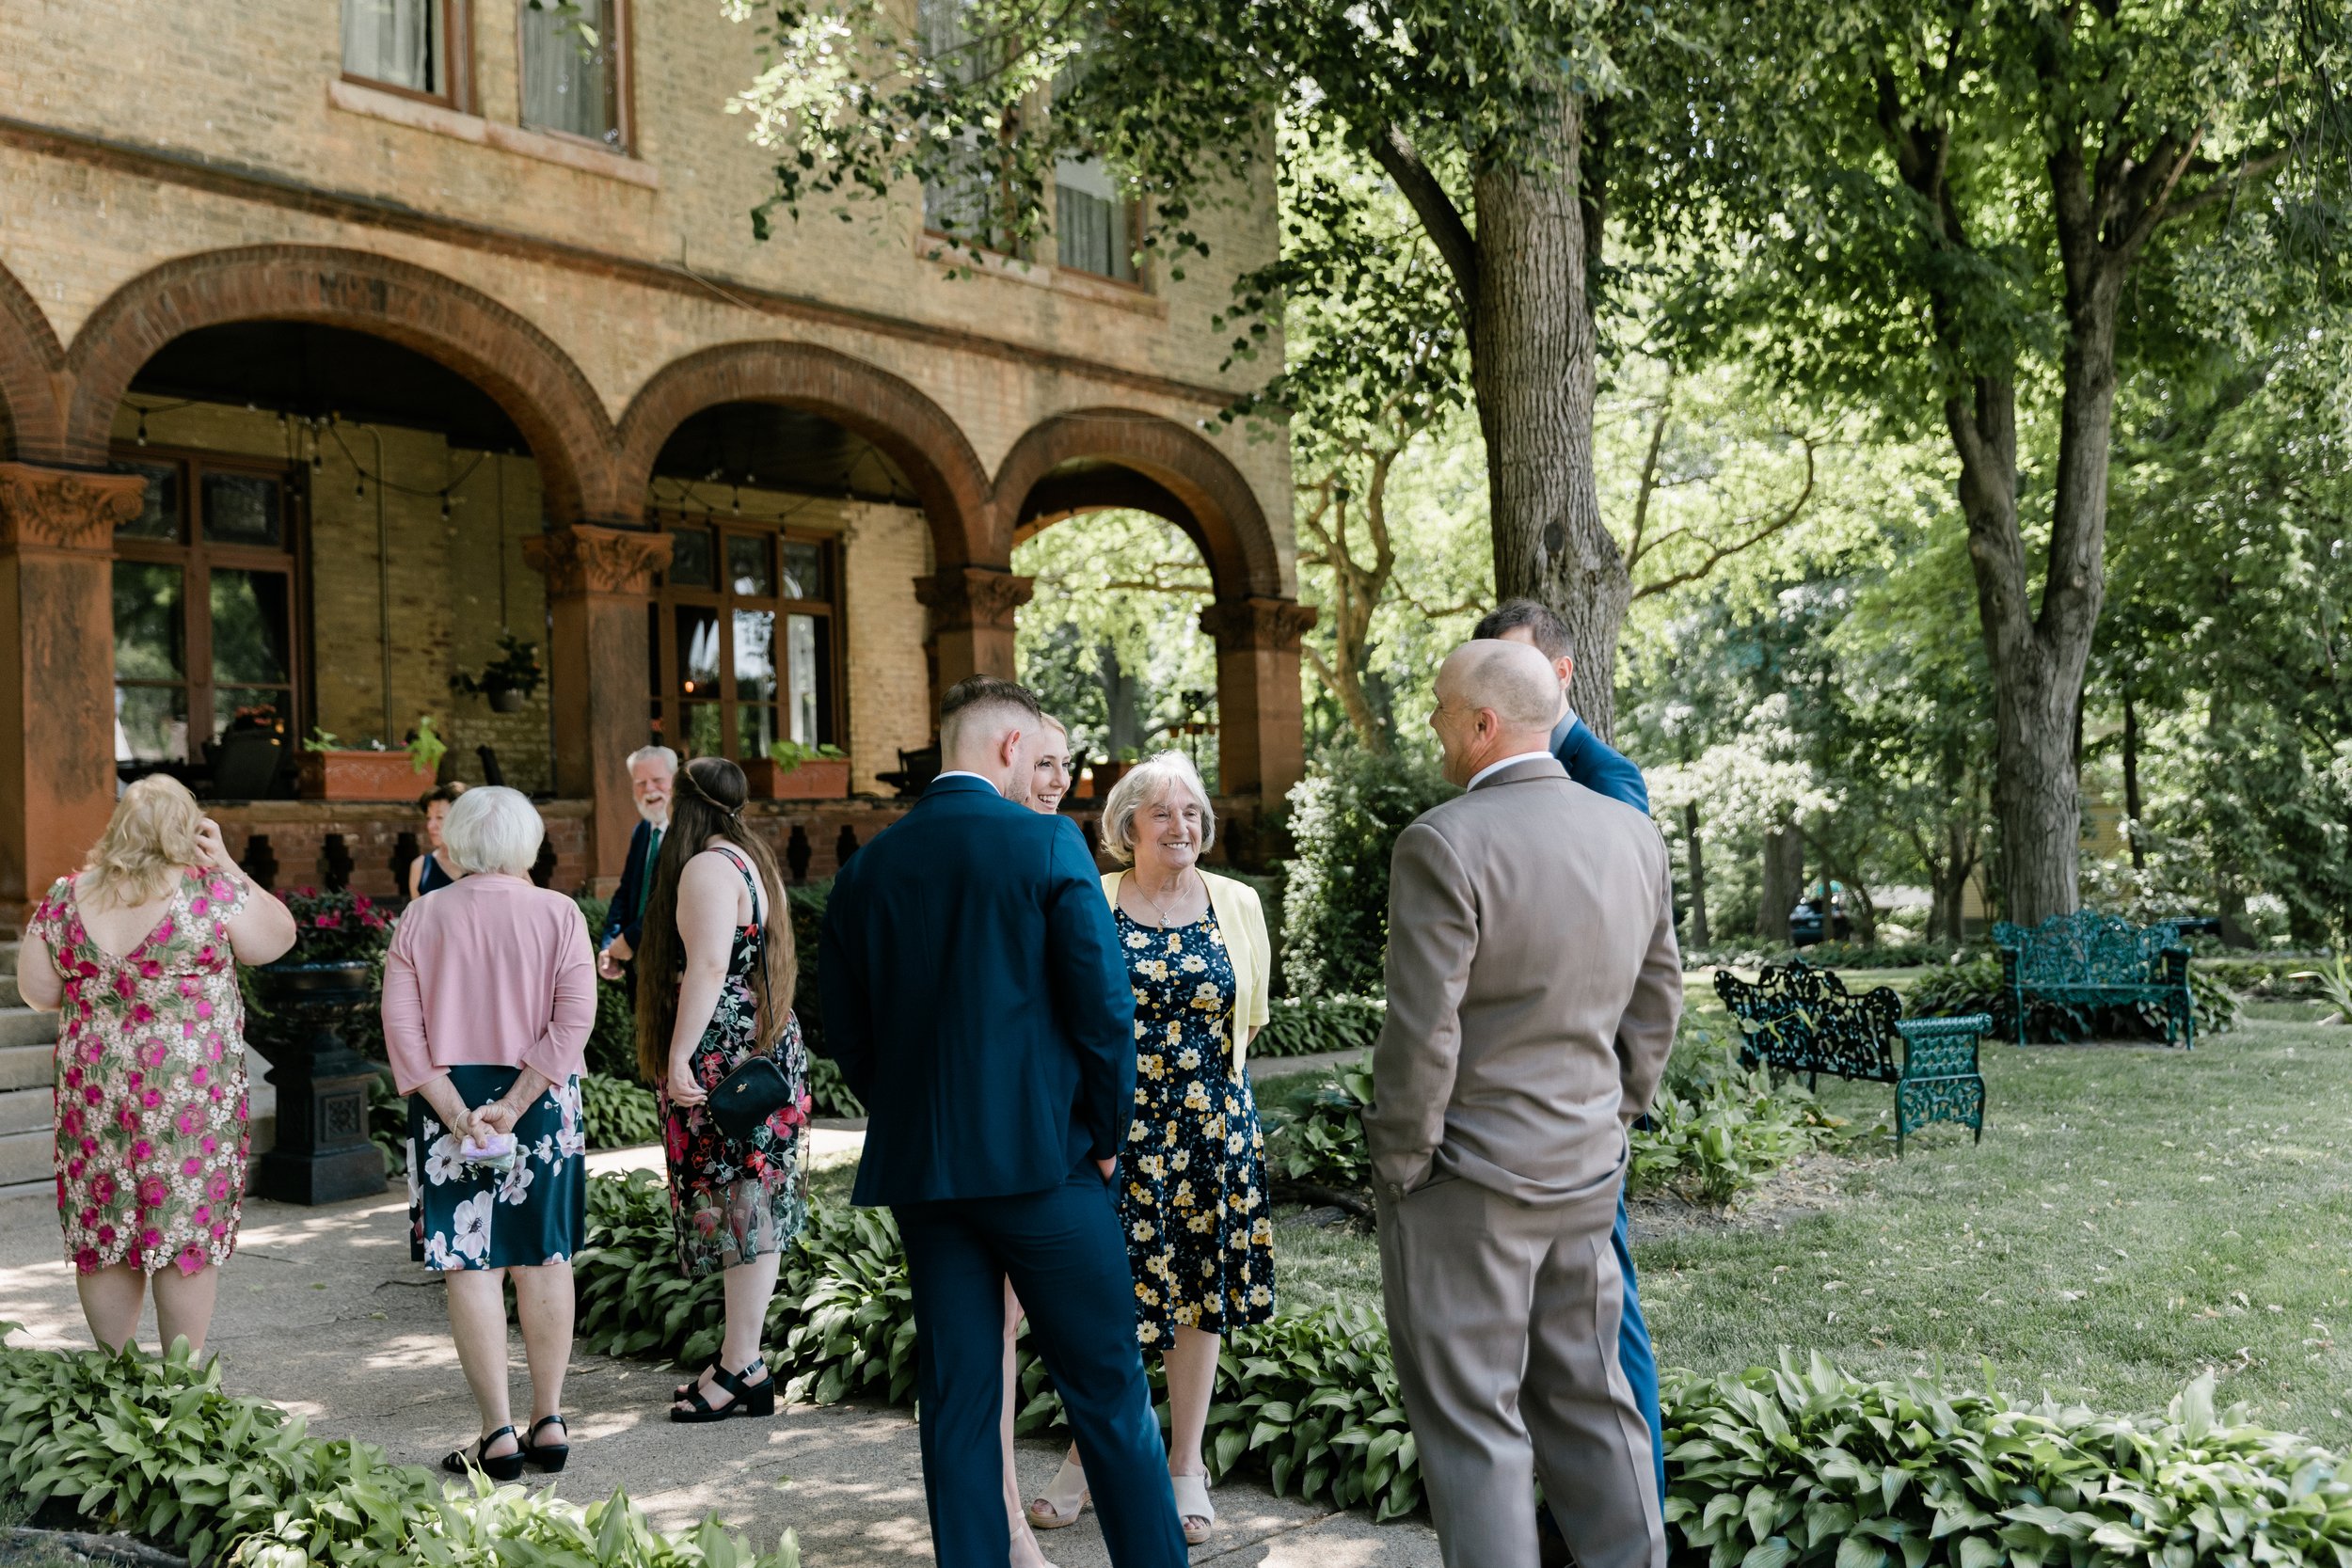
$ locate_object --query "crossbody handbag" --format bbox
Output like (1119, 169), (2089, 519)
(707, 893), (798, 1149)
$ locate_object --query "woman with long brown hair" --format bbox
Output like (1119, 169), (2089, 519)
(636, 755), (811, 1421)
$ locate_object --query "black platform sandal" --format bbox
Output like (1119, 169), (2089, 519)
(669, 1359), (775, 1423)
(522, 1414), (569, 1473)
(673, 1360), (717, 1403)
(442, 1425), (525, 1481)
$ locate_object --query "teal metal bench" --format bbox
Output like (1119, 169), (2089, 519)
(1714, 958), (1990, 1156)
(1992, 911), (2194, 1050)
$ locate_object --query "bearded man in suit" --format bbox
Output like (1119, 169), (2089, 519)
(1365, 638), (1681, 1568)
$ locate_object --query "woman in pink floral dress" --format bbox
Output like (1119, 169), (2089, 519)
(16, 776), (295, 1353)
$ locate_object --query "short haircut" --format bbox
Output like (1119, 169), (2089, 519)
(417, 780), (469, 812)
(1453, 640), (1562, 728)
(1098, 751), (1216, 866)
(939, 675), (1043, 755)
(1473, 597), (1572, 661)
(627, 745), (679, 775)
(439, 785), (545, 877)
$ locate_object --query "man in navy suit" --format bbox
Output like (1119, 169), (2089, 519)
(594, 744), (676, 1004)
(1473, 599), (1661, 1550)
(818, 676), (1187, 1568)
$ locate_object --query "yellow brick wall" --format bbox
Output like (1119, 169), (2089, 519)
(0, 0), (1294, 536)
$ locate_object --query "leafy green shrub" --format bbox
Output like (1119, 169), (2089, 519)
(1265, 1053), (1375, 1189)
(1255, 994), (1386, 1058)
(1788, 939), (1961, 969)
(1629, 1044), (1846, 1206)
(366, 1072), (407, 1176)
(1279, 749), (1453, 997)
(1908, 953), (2239, 1040)
(572, 895), (640, 1082)
(1665, 1353), (2352, 1568)
(581, 1071), (660, 1148)
(2208, 955), (2334, 1001)
(804, 1054), (865, 1118)
(0, 1328), (800, 1567)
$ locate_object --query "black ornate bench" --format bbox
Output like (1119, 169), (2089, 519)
(1992, 911), (2194, 1049)
(1714, 959), (1990, 1156)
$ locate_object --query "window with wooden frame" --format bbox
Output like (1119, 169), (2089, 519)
(518, 0), (629, 150)
(342, 0), (468, 106)
(1055, 155), (1140, 283)
(647, 515), (840, 763)
(108, 449), (303, 769)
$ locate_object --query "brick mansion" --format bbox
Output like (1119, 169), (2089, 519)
(0, 0), (1311, 928)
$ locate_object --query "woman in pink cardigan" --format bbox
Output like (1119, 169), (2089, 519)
(381, 786), (596, 1483)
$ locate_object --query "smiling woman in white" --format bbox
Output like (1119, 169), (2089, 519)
(381, 785), (596, 1484)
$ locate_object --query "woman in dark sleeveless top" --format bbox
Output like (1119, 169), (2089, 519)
(635, 757), (810, 1422)
(409, 782), (468, 898)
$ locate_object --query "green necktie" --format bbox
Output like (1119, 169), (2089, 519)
(636, 827), (662, 921)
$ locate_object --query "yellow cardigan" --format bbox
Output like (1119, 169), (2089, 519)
(1101, 869), (1273, 1073)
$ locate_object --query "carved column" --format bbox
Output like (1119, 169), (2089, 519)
(1199, 595), (1317, 804)
(0, 463), (144, 927)
(914, 566), (1034, 707)
(523, 522), (671, 892)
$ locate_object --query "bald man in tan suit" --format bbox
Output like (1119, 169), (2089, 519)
(1365, 639), (1681, 1568)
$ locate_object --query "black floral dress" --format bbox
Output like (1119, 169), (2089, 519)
(659, 847), (812, 1279)
(1115, 907), (1276, 1346)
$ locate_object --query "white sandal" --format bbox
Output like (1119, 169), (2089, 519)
(1170, 1471), (1215, 1547)
(1027, 1454), (1089, 1530)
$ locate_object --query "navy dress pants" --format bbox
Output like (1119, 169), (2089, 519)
(894, 1169), (1188, 1568)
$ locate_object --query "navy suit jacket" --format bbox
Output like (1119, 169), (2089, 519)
(599, 819), (656, 952)
(1555, 717), (1650, 814)
(818, 775), (1136, 1207)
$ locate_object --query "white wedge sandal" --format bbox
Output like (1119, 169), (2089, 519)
(1170, 1472), (1216, 1547)
(1027, 1455), (1089, 1530)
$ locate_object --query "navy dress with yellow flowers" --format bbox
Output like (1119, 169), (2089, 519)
(1113, 907), (1276, 1346)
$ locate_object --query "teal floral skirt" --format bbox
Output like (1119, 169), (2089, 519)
(407, 1066), (586, 1272)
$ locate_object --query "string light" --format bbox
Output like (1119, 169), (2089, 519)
(135, 408), (148, 446)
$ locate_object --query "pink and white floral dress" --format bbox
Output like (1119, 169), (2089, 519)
(29, 867), (252, 1276)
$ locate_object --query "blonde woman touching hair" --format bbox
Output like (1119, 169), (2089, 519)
(17, 777), (296, 1353)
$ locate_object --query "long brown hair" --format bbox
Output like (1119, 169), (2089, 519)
(633, 756), (797, 1083)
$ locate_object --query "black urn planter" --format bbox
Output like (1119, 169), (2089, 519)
(251, 958), (387, 1205)
(486, 684), (528, 714)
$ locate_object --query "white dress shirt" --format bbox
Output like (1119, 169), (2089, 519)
(1466, 751), (1557, 791)
(930, 769), (1003, 795)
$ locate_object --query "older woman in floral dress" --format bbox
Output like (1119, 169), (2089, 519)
(16, 776), (296, 1354)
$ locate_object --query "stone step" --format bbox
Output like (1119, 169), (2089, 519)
(0, 972), (20, 1008)
(0, 1042), (53, 1091)
(0, 1128), (49, 1190)
(0, 1008), (56, 1050)
(0, 1085), (49, 1136)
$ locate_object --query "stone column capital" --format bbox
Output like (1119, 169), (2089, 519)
(0, 462), (146, 554)
(914, 566), (1035, 631)
(522, 522), (673, 597)
(1199, 595), (1318, 652)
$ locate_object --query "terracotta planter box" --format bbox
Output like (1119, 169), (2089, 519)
(1089, 760), (1135, 797)
(745, 756), (851, 800)
(298, 750), (434, 801)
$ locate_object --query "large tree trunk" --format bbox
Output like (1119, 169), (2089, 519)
(1757, 824), (1804, 945)
(1948, 228), (2122, 925)
(1683, 800), (1710, 948)
(1468, 96), (1627, 740)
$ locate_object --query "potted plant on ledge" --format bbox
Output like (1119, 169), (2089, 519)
(297, 717), (446, 800)
(450, 633), (544, 714)
(745, 739), (851, 800)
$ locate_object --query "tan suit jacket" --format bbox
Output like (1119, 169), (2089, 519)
(1364, 754), (1682, 1215)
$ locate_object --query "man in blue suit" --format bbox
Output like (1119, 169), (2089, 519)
(818, 676), (1187, 1568)
(1473, 599), (1661, 1552)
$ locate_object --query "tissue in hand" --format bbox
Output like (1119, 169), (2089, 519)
(459, 1131), (518, 1169)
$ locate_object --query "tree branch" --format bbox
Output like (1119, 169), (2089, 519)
(1631, 436), (1819, 601)
(1371, 125), (1480, 326)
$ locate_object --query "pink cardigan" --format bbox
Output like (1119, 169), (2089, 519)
(380, 874), (597, 1097)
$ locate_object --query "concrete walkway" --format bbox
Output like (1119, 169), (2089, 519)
(0, 1132), (1437, 1567)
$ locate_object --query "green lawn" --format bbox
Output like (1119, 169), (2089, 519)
(1256, 990), (2352, 1443)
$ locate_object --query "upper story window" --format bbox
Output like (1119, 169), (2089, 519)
(1055, 157), (1137, 282)
(343, 0), (454, 102)
(916, 0), (1024, 256)
(520, 0), (626, 149)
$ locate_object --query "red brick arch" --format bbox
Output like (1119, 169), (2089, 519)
(63, 245), (612, 523)
(613, 341), (993, 566)
(0, 260), (67, 463)
(991, 409), (1284, 599)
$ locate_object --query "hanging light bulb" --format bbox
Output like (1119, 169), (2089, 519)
(356, 475), (367, 499)
(440, 493), (453, 520)
(731, 486), (741, 515)
(135, 408), (149, 446)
